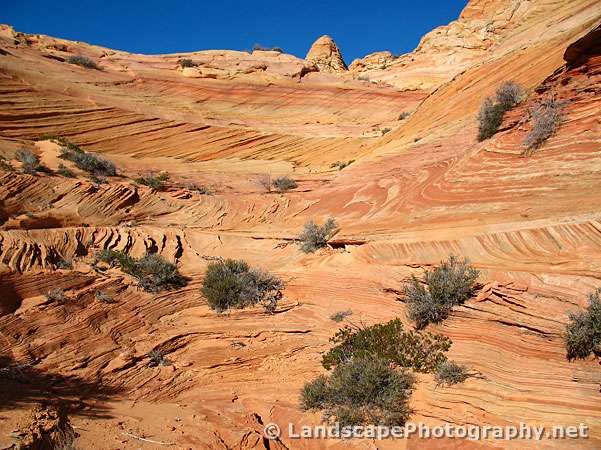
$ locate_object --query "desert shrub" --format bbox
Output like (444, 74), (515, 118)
(55, 258), (73, 269)
(60, 147), (116, 176)
(134, 172), (169, 190)
(523, 97), (564, 151)
(179, 58), (197, 68)
(321, 318), (451, 372)
(272, 176), (297, 191)
(297, 218), (338, 253)
(434, 360), (471, 386)
(57, 163), (75, 178)
(46, 288), (66, 303)
(16, 148), (43, 173)
(0, 156), (14, 172)
(95, 290), (114, 304)
(97, 250), (186, 293)
(357, 75), (369, 81)
(330, 309), (353, 322)
(381, 127), (392, 135)
(66, 55), (98, 69)
(201, 259), (283, 313)
(39, 135), (84, 153)
(398, 112), (410, 120)
(330, 160), (355, 170)
(148, 349), (171, 367)
(565, 289), (601, 361)
(477, 81), (524, 141)
(301, 356), (415, 426)
(404, 256), (480, 329)
(252, 44), (283, 53)
(185, 183), (212, 195)
(496, 81), (522, 109)
(477, 98), (505, 141)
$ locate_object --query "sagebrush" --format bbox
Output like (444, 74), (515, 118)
(404, 256), (480, 329)
(16, 148), (44, 173)
(477, 81), (523, 141)
(60, 147), (116, 176)
(565, 288), (601, 361)
(434, 360), (471, 386)
(98, 250), (186, 293)
(272, 176), (297, 191)
(321, 318), (451, 372)
(301, 356), (414, 426)
(201, 259), (283, 313)
(135, 172), (169, 190)
(297, 218), (338, 253)
(66, 55), (98, 69)
(523, 96), (564, 152)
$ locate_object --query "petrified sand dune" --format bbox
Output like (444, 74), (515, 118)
(1, 0), (601, 448)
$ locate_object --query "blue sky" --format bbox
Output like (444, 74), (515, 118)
(2, 0), (467, 62)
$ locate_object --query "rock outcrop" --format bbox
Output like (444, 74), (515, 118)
(305, 34), (348, 72)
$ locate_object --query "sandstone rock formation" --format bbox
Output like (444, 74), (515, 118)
(305, 34), (348, 72)
(0, 0), (601, 449)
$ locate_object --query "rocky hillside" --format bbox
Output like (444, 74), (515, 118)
(0, 0), (600, 448)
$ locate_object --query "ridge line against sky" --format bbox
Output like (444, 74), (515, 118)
(1, 0), (467, 62)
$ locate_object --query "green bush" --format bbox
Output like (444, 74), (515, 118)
(301, 356), (415, 426)
(272, 176), (297, 191)
(98, 250), (186, 293)
(565, 289), (601, 361)
(60, 147), (116, 176)
(434, 360), (471, 386)
(201, 259), (283, 313)
(66, 55), (98, 69)
(297, 218), (338, 253)
(134, 172), (169, 190)
(148, 349), (171, 367)
(321, 318), (451, 372)
(404, 256), (480, 329)
(477, 81), (523, 141)
(57, 163), (75, 178)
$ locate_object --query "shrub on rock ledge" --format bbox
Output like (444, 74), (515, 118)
(404, 256), (480, 329)
(201, 259), (283, 313)
(434, 360), (471, 386)
(66, 55), (98, 69)
(301, 356), (415, 426)
(565, 288), (601, 361)
(60, 147), (116, 176)
(98, 250), (186, 293)
(321, 318), (451, 373)
(272, 176), (297, 191)
(297, 218), (338, 253)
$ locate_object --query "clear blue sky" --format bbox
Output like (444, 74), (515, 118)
(2, 0), (467, 62)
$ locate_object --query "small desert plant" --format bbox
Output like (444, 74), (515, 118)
(252, 44), (283, 53)
(301, 356), (415, 426)
(179, 58), (198, 68)
(148, 349), (171, 367)
(434, 360), (471, 386)
(272, 176), (297, 191)
(185, 183), (212, 195)
(330, 309), (353, 322)
(66, 55), (98, 69)
(565, 289), (601, 361)
(523, 96), (564, 151)
(477, 81), (524, 141)
(398, 111), (410, 120)
(46, 288), (66, 303)
(95, 290), (115, 304)
(60, 147), (116, 176)
(495, 81), (523, 109)
(330, 160), (355, 170)
(321, 318), (451, 373)
(297, 218), (338, 253)
(55, 258), (73, 269)
(0, 156), (14, 172)
(381, 127), (392, 135)
(57, 163), (75, 178)
(16, 148), (43, 173)
(404, 256), (480, 329)
(135, 172), (169, 190)
(357, 75), (370, 81)
(201, 259), (283, 313)
(97, 250), (186, 293)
